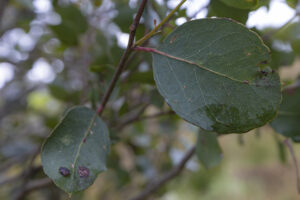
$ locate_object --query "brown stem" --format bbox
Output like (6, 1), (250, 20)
(116, 109), (174, 130)
(284, 138), (300, 194)
(97, 0), (148, 115)
(130, 146), (196, 200)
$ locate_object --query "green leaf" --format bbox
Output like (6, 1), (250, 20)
(41, 106), (110, 193)
(286, 0), (298, 8)
(50, 4), (88, 46)
(113, 1), (135, 33)
(271, 86), (300, 142)
(220, 0), (258, 9)
(196, 130), (222, 169)
(208, 0), (249, 24)
(152, 19), (281, 134)
(128, 71), (155, 85)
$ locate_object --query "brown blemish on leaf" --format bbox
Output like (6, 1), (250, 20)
(247, 52), (251, 56)
(243, 80), (249, 84)
(78, 166), (90, 178)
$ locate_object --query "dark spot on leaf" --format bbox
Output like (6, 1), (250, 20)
(83, 138), (86, 143)
(78, 166), (90, 178)
(59, 167), (70, 177)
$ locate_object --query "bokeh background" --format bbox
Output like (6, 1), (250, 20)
(1, 0), (300, 199)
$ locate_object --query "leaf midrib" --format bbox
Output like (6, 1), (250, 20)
(153, 48), (262, 86)
(71, 113), (97, 178)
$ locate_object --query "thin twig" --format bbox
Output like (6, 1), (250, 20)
(284, 138), (300, 194)
(134, 0), (187, 46)
(115, 104), (149, 130)
(97, 0), (149, 115)
(116, 109), (174, 130)
(130, 146), (196, 200)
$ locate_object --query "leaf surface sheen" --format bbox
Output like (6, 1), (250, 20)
(41, 106), (110, 193)
(152, 18), (281, 134)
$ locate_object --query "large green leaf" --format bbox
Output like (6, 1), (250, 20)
(271, 85), (300, 142)
(152, 19), (281, 134)
(41, 106), (110, 193)
(220, 0), (258, 9)
(196, 130), (222, 169)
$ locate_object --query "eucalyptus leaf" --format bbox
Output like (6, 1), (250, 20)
(152, 18), (281, 134)
(208, 0), (249, 24)
(50, 4), (88, 46)
(271, 85), (300, 142)
(220, 0), (258, 9)
(41, 106), (110, 193)
(196, 130), (222, 169)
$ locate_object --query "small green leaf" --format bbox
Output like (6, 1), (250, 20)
(208, 0), (249, 24)
(271, 85), (300, 142)
(50, 4), (88, 46)
(220, 0), (258, 9)
(128, 71), (155, 85)
(196, 130), (222, 169)
(41, 106), (110, 193)
(286, 0), (298, 8)
(152, 18), (281, 134)
(113, 1), (135, 33)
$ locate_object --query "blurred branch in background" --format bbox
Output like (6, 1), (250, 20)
(130, 146), (196, 200)
(0, 0), (9, 27)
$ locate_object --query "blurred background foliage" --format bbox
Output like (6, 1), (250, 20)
(0, 0), (300, 199)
